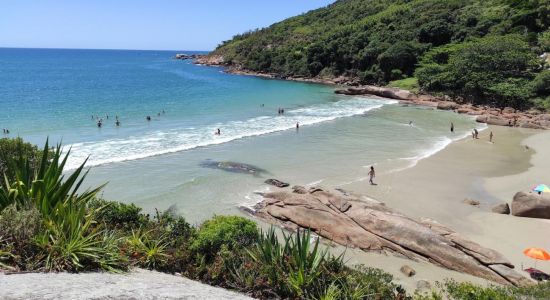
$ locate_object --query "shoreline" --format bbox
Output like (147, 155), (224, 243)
(336, 126), (550, 290)
(194, 58), (550, 131)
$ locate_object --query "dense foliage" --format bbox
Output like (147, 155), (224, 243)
(211, 0), (550, 109)
(0, 137), (46, 189)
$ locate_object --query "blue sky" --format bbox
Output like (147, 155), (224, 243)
(0, 0), (334, 51)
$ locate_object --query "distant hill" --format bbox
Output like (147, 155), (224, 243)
(208, 0), (550, 109)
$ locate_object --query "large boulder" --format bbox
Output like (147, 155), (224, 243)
(437, 101), (459, 110)
(511, 192), (550, 219)
(248, 187), (532, 286)
(476, 115), (511, 126)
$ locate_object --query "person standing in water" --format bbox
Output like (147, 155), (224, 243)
(368, 166), (376, 185)
(296, 122), (299, 130)
(450, 122), (454, 133)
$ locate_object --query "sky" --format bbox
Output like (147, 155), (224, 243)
(0, 0), (334, 51)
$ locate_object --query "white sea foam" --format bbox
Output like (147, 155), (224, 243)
(66, 97), (394, 170)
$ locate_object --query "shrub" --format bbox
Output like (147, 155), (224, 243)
(90, 199), (149, 230)
(0, 204), (43, 270)
(241, 228), (405, 299)
(0, 140), (127, 272)
(191, 215), (258, 260)
(415, 280), (550, 300)
(0, 137), (46, 190)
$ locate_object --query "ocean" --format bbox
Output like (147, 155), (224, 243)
(0, 48), (483, 222)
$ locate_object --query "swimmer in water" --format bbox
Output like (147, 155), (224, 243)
(115, 120), (120, 126)
(146, 116), (151, 121)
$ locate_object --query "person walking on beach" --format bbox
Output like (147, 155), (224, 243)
(474, 128), (479, 139)
(450, 122), (454, 133)
(368, 166), (376, 185)
(489, 131), (493, 143)
(296, 122), (299, 130)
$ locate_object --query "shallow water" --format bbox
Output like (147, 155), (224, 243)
(0, 48), (483, 223)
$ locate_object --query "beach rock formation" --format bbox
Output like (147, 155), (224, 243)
(264, 179), (289, 188)
(492, 203), (511, 214)
(247, 187), (532, 286)
(511, 192), (550, 219)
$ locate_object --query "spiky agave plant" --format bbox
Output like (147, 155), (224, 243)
(0, 139), (126, 271)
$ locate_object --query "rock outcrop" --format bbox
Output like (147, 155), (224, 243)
(175, 53), (206, 60)
(511, 192), (550, 219)
(247, 187), (532, 286)
(335, 86), (416, 100)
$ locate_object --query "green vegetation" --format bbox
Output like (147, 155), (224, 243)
(211, 0), (550, 109)
(387, 77), (419, 92)
(2, 138), (550, 299)
(415, 279), (550, 299)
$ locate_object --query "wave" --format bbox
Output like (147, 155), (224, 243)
(388, 120), (488, 173)
(65, 97), (395, 170)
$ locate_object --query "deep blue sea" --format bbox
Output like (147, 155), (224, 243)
(0, 48), (483, 221)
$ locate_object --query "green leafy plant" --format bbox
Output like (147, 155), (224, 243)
(0, 140), (126, 272)
(191, 215), (258, 260)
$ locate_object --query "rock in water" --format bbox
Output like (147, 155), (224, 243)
(492, 203), (510, 214)
(511, 192), (550, 219)
(264, 179), (289, 188)
(199, 160), (266, 175)
(249, 187), (533, 286)
(400, 265), (416, 277)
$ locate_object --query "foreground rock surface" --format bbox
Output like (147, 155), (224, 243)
(250, 187), (532, 286)
(0, 268), (252, 300)
(511, 191), (550, 219)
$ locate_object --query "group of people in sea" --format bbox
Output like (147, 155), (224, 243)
(92, 110), (166, 128)
(2, 128), (10, 134)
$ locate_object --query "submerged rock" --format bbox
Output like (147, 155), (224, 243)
(264, 179), (289, 188)
(511, 192), (550, 219)
(199, 160), (267, 175)
(249, 187), (532, 286)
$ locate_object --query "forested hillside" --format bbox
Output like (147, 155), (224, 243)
(209, 0), (550, 109)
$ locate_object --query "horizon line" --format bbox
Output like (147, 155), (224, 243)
(0, 46), (212, 52)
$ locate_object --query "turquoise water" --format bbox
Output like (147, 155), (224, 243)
(0, 48), (483, 222)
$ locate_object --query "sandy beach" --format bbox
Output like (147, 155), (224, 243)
(334, 125), (550, 291)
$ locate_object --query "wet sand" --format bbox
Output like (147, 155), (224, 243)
(340, 126), (550, 291)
